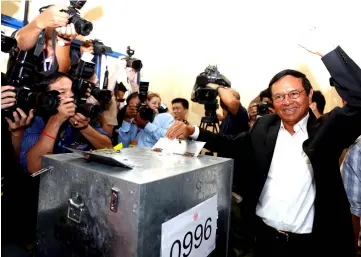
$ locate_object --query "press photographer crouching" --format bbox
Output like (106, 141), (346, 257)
(118, 87), (175, 147)
(20, 72), (112, 174)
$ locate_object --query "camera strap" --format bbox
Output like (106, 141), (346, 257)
(40, 30), (59, 76)
(102, 55), (109, 90)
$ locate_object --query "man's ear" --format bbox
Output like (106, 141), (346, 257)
(308, 89), (314, 105)
(310, 102), (316, 111)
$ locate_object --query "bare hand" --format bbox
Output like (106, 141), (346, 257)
(55, 23), (77, 41)
(125, 104), (138, 120)
(55, 98), (76, 123)
(5, 108), (34, 132)
(70, 113), (90, 130)
(248, 103), (258, 120)
(80, 40), (94, 55)
(1, 86), (16, 109)
(35, 5), (69, 30)
(166, 121), (194, 140)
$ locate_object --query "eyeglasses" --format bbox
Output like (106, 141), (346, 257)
(272, 89), (305, 103)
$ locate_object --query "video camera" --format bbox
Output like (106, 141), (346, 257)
(61, 0), (93, 36)
(136, 81), (155, 122)
(191, 65), (231, 117)
(1, 34), (60, 119)
(124, 46), (143, 72)
(72, 53), (112, 120)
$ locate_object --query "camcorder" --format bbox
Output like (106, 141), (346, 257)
(1, 34), (60, 120)
(257, 101), (273, 116)
(61, 0), (93, 36)
(72, 53), (112, 120)
(136, 81), (155, 122)
(124, 46), (143, 72)
(191, 65), (231, 117)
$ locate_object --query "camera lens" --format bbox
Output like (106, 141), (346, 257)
(77, 103), (101, 120)
(75, 19), (93, 36)
(37, 91), (60, 114)
(91, 87), (111, 104)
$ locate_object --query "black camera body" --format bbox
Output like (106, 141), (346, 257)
(136, 81), (155, 122)
(2, 34), (60, 119)
(191, 65), (231, 117)
(257, 101), (272, 116)
(63, 0), (93, 36)
(92, 39), (113, 55)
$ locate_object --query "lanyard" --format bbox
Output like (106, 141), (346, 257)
(43, 52), (53, 72)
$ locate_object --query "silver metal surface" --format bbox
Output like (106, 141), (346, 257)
(36, 147), (233, 257)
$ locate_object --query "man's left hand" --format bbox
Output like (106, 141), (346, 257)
(70, 113), (90, 130)
(5, 108), (34, 134)
(56, 23), (77, 43)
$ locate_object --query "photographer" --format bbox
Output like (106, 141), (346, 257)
(1, 86), (34, 256)
(248, 89), (275, 128)
(118, 92), (175, 147)
(20, 73), (112, 174)
(14, 5), (77, 73)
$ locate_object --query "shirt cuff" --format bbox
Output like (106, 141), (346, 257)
(144, 122), (156, 133)
(189, 125), (200, 140)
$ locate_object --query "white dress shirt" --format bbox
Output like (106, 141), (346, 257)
(190, 115), (315, 233)
(256, 113), (315, 233)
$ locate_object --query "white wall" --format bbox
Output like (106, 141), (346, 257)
(3, 0), (361, 125)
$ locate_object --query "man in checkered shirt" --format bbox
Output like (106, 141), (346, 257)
(342, 136), (361, 254)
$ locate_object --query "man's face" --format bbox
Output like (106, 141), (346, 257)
(271, 75), (312, 126)
(128, 96), (140, 106)
(172, 103), (187, 121)
(49, 77), (74, 100)
(116, 91), (126, 109)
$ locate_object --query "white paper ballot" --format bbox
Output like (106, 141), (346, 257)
(152, 138), (205, 157)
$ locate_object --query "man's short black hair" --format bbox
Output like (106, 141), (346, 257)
(259, 88), (271, 102)
(268, 69), (313, 95)
(126, 92), (139, 105)
(312, 90), (326, 114)
(171, 98), (189, 109)
(33, 72), (71, 92)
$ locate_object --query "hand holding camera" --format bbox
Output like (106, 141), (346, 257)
(70, 113), (90, 130)
(55, 97), (76, 124)
(5, 108), (34, 134)
(35, 5), (70, 30)
(55, 23), (77, 42)
(1, 86), (16, 109)
(125, 104), (138, 122)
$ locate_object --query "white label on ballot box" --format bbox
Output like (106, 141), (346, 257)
(161, 195), (218, 257)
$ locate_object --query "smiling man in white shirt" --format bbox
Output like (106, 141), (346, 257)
(167, 42), (361, 256)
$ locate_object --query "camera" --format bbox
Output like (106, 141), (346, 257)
(124, 46), (143, 72)
(92, 39), (113, 55)
(257, 101), (272, 116)
(136, 81), (155, 122)
(1, 33), (17, 53)
(1, 34), (60, 119)
(62, 0), (93, 36)
(71, 53), (111, 120)
(191, 65), (231, 117)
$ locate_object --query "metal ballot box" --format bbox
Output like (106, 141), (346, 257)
(36, 148), (233, 257)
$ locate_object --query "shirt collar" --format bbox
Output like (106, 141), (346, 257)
(281, 113), (309, 134)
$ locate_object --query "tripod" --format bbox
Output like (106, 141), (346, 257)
(199, 115), (220, 133)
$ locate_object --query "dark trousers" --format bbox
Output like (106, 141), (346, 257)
(254, 218), (315, 257)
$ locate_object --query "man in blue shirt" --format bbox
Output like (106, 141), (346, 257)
(20, 73), (112, 174)
(118, 112), (175, 147)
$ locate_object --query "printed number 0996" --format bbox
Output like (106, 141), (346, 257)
(170, 217), (212, 257)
